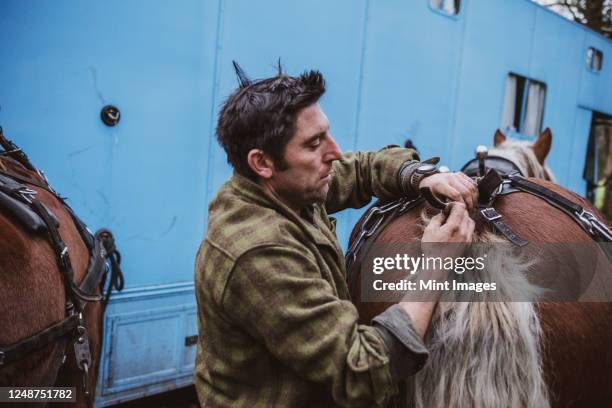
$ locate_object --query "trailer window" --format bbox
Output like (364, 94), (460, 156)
(430, 0), (461, 15)
(501, 73), (546, 137)
(584, 112), (612, 219)
(587, 47), (603, 72)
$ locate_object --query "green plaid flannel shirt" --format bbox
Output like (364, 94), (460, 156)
(194, 147), (428, 407)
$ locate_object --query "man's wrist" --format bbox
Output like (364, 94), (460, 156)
(398, 157), (441, 196)
(398, 161), (421, 195)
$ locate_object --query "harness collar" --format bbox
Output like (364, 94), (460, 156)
(461, 156), (524, 178)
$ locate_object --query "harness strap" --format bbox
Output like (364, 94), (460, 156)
(0, 173), (31, 192)
(0, 314), (79, 366)
(474, 170), (529, 246)
(477, 169), (503, 207)
(0, 190), (49, 232)
(346, 197), (424, 293)
(509, 174), (612, 242)
(31, 199), (76, 297)
(0, 127), (36, 171)
(79, 237), (106, 294)
(509, 174), (583, 214)
(0, 169), (59, 198)
(480, 207), (529, 246)
(2, 176), (102, 305)
(0, 165), (107, 304)
(0, 241), (105, 368)
(96, 229), (125, 311)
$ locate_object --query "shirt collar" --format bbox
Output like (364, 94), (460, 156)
(230, 171), (315, 220)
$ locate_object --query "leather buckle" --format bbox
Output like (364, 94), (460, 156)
(59, 246), (70, 271)
(481, 207), (502, 221)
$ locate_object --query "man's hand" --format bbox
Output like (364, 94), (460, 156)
(399, 203), (475, 336)
(419, 172), (478, 211)
(421, 202), (475, 260)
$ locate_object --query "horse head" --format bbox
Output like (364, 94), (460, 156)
(489, 128), (555, 181)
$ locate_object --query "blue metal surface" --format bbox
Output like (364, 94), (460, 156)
(0, 0), (610, 405)
(96, 283), (196, 406)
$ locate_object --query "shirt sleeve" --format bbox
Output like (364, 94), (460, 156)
(372, 305), (429, 378)
(325, 146), (419, 214)
(221, 244), (425, 407)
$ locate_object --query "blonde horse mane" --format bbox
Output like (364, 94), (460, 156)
(489, 139), (555, 182)
(405, 218), (550, 407)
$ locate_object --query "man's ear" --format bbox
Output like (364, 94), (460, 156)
(247, 149), (274, 179)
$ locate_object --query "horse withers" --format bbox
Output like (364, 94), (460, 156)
(0, 128), (123, 407)
(349, 129), (612, 407)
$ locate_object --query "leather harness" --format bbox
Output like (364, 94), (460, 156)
(0, 127), (123, 395)
(346, 154), (612, 291)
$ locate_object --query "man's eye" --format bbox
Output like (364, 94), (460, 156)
(309, 137), (321, 148)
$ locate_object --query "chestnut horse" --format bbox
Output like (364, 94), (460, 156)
(349, 129), (612, 407)
(0, 129), (122, 407)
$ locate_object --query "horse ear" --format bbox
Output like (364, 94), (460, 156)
(533, 128), (552, 164)
(494, 129), (506, 146)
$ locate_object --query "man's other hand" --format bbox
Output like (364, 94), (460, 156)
(421, 202), (475, 260)
(419, 172), (478, 211)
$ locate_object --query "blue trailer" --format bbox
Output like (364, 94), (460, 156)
(0, 0), (610, 405)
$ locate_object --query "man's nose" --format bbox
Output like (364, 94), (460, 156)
(324, 134), (342, 162)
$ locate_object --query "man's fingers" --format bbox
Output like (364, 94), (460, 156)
(439, 182), (476, 210)
(438, 185), (462, 203)
(453, 175), (478, 210)
(445, 202), (468, 226)
(463, 217), (475, 242)
(461, 211), (475, 234)
(424, 173), (479, 210)
(428, 213), (445, 228)
(455, 172), (478, 201)
(459, 172), (477, 187)
(452, 182), (474, 211)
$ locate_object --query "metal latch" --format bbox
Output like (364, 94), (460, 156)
(185, 335), (198, 347)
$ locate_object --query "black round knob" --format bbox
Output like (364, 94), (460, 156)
(101, 105), (121, 127)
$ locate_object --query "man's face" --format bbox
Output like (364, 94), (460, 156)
(268, 103), (342, 211)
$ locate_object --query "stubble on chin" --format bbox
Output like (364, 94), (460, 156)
(314, 185), (330, 204)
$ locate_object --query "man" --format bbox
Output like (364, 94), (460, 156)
(194, 64), (477, 407)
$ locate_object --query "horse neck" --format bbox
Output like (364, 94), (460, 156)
(489, 143), (555, 181)
(0, 156), (45, 184)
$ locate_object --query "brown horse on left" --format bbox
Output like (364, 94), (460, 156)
(0, 130), (117, 407)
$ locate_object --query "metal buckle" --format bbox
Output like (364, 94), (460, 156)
(0, 351), (5, 365)
(575, 209), (612, 241)
(575, 210), (596, 235)
(18, 187), (37, 204)
(59, 246), (70, 270)
(481, 207), (502, 221)
(592, 220), (612, 241)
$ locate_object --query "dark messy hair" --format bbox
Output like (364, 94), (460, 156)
(216, 61), (326, 179)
